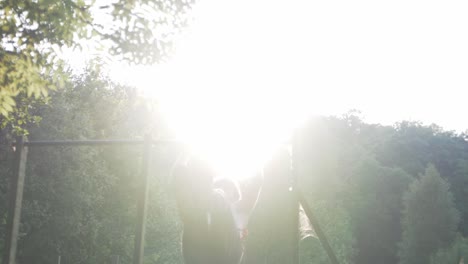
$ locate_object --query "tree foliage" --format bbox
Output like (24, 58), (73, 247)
(0, 0), (194, 121)
(345, 158), (412, 264)
(429, 235), (468, 264)
(398, 164), (460, 264)
(1, 68), (181, 263)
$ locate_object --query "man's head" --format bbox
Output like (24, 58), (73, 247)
(214, 177), (242, 204)
(173, 156), (243, 264)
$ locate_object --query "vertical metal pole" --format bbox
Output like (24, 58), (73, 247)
(57, 255), (61, 264)
(133, 134), (152, 264)
(291, 131), (300, 264)
(112, 255), (120, 264)
(2, 136), (28, 264)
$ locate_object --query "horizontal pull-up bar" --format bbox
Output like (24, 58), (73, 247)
(12, 139), (293, 147)
(12, 139), (182, 147)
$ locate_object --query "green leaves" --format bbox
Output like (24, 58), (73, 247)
(429, 235), (468, 264)
(0, 0), (195, 122)
(398, 165), (460, 264)
(3, 68), (182, 264)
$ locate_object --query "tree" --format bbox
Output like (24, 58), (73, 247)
(346, 158), (412, 264)
(14, 70), (142, 263)
(452, 159), (468, 235)
(0, 68), (182, 263)
(0, 0), (194, 122)
(429, 235), (468, 264)
(398, 164), (459, 264)
(372, 121), (468, 236)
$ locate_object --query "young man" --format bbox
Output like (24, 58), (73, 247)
(173, 158), (245, 264)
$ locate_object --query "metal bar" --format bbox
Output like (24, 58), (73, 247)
(133, 134), (152, 264)
(298, 190), (340, 264)
(2, 136), (29, 264)
(15, 139), (181, 147)
(291, 131), (300, 264)
(14, 139), (290, 147)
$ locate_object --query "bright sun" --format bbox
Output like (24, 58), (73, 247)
(110, 0), (324, 178)
(107, 0), (322, 178)
(154, 0), (317, 178)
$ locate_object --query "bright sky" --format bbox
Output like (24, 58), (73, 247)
(68, 0), (468, 176)
(107, 0), (468, 133)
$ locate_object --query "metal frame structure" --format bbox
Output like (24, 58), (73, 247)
(3, 135), (181, 264)
(2, 135), (338, 264)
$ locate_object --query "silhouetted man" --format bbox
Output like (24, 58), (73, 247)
(173, 158), (243, 264)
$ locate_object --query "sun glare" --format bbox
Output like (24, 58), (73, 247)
(107, 0), (353, 177)
(106, 0), (468, 177)
(110, 0), (318, 178)
(155, 56), (310, 178)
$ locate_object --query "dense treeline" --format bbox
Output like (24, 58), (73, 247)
(1, 70), (182, 264)
(1, 70), (468, 263)
(296, 116), (468, 264)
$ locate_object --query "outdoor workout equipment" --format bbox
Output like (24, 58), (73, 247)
(3, 135), (339, 264)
